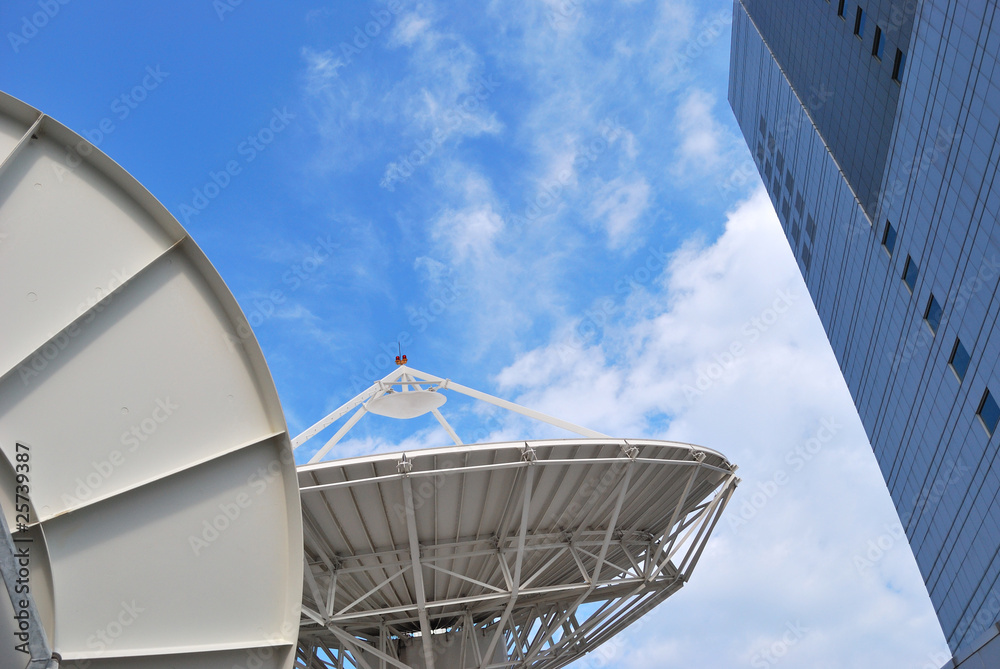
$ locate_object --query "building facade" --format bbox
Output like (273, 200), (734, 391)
(728, 0), (1000, 658)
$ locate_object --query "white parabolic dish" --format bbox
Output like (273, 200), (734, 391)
(0, 90), (302, 668)
(296, 438), (739, 669)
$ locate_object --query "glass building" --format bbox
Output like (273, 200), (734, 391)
(728, 0), (1000, 662)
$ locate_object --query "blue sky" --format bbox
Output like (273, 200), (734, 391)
(2, 0), (952, 666)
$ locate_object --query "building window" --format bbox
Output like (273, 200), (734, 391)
(854, 7), (865, 37)
(882, 220), (897, 256)
(978, 389), (1000, 436)
(806, 214), (817, 242)
(795, 192), (805, 217)
(759, 116), (766, 137)
(949, 338), (970, 381)
(765, 159), (773, 181)
(785, 169), (794, 194)
(756, 141), (765, 163)
(872, 26), (884, 59)
(838, 0), (846, 18)
(776, 150), (785, 175)
(892, 49), (906, 81)
(802, 245), (812, 271)
(767, 132), (776, 153)
(773, 174), (781, 195)
(782, 198), (791, 221)
(924, 294), (942, 334)
(902, 255), (918, 292)
(791, 219), (801, 245)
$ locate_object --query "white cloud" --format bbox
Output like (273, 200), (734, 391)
(432, 205), (505, 263)
(492, 187), (951, 667)
(591, 175), (652, 248)
(301, 47), (344, 95)
(391, 13), (433, 47)
(672, 88), (725, 174)
(430, 171), (505, 263)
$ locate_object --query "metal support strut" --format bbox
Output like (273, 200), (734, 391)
(0, 499), (59, 669)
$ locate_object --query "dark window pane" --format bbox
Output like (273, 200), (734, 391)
(759, 116), (766, 137)
(795, 192), (805, 217)
(838, 0), (846, 17)
(873, 26), (884, 58)
(924, 294), (942, 333)
(903, 255), (919, 291)
(979, 389), (1000, 436)
(854, 7), (865, 36)
(950, 338), (971, 381)
(893, 49), (906, 81)
(802, 245), (812, 271)
(806, 214), (817, 242)
(776, 150), (785, 174)
(782, 198), (791, 221)
(883, 221), (897, 255)
(785, 169), (794, 193)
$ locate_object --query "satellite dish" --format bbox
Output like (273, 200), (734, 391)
(292, 367), (740, 668)
(0, 90), (302, 669)
(297, 439), (738, 669)
(365, 389), (446, 419)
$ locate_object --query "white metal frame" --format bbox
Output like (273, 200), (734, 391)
(293, 366), (608, 464)
(295, 440), (739, 669)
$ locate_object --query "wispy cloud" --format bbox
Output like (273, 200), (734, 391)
(591, 175), (652, 248)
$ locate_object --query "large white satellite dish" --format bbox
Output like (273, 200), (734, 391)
(292, 366), (739, 668)
(0, 90), (302, 668)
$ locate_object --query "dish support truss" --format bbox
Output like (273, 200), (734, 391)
(292, 365), (608, 464)
(294, 444), (738, 669)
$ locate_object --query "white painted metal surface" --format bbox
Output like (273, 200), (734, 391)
(365, 389), (446, 420)
(0, 90), (302, 669)
(296, 439), (738, 668)
(293, 366), (609, 463)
